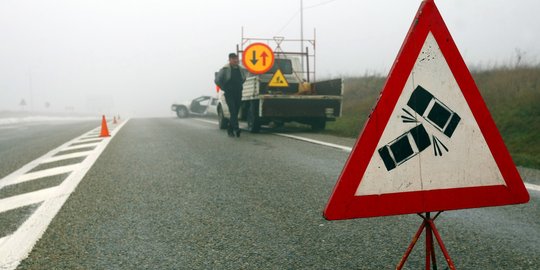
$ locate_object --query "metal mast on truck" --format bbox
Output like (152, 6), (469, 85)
(237, 28), (317, 83)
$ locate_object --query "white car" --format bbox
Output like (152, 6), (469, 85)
(216, 90), (232, 129)
(171, 95), (219, 118)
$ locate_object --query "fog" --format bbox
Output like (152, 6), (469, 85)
(1, 0), (539, 117)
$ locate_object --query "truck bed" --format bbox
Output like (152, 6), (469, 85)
(259, 94), (342, 118)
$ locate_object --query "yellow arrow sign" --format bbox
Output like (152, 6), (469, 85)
(242, 43), (275, 75)
(268, 69), (289, 87)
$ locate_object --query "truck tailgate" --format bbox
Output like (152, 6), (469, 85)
(259, 95), (342, 118)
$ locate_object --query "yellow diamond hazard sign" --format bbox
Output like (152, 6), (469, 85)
(268, 69), (289, 87)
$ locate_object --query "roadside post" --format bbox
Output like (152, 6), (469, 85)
(323, 0), (530, 269)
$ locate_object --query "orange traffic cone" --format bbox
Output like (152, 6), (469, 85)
(100, 115), (110, 137)
(113, 116), (117, 124)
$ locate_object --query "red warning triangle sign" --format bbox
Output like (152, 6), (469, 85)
(324, 0), (529, 220)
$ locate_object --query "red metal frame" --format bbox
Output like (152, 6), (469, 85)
(323, 0), (529, 220)
(396, 212), (456, 270)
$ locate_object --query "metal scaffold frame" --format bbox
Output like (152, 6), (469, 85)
(237, 27), (317, 83)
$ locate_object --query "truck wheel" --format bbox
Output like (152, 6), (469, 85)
(247, 101), (261, 133)
(311, 118), (326, 131)
(218, 107), (229, 130)
(176, 106), (189, 118)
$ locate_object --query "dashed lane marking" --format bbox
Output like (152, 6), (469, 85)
(193, 118), (539, 193)
(0, 119), (129, 270)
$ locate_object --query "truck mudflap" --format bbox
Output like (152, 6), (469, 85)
(259, 95), (342, 118)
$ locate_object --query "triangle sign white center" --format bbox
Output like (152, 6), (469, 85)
(356, 32), (505, 196)
(324, 0), (529, 220)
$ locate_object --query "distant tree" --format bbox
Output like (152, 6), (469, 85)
(514, 48), (526, 68)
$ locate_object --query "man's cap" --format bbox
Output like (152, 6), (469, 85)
(228, 53), (238, 59)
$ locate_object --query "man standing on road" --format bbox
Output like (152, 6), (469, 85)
(215, 53), (247, 137)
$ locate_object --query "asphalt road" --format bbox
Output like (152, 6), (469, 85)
(2, 118), (539, 269)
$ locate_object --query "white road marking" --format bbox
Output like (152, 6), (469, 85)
(194, 118), (353, 152)
(40, 151), (93, 164)
(2, 164), (80, 188)
(0, 119), (129, 270)
(79, 135), (100, 140)
(61, 142), (100, 151)
(75, 137), (103, 143)
(0, 186), (58, 213)
(193, 118), (539, 192)
(0, 128), (99, 191)
(68, 141), (102, 147)
(273, 133), (353, 152)
(0, 128), (97, 188)
(525, 183), (540, 192)
(194, 118), (221, 125)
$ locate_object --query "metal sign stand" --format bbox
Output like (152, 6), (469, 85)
(396, 212), (456, 270)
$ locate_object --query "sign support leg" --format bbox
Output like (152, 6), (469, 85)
(396, 212), (455, 270)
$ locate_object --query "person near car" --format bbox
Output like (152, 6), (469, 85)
(214, 53), (247, 137)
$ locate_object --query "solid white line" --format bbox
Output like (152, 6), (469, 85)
(193, 118), (250, 129)
(193, 118), (540, 192)
(40, 151), (93, 164)
(525, 183), (540, 192)
(192, 118), (353, 152)
(0, 195), (68, 270)
(61, 142), (100, 151)
(0, 119), (130, 269)
(273, 133), (353, 152)
(0, 186), (58, 214)
(274, 133), (540, 192)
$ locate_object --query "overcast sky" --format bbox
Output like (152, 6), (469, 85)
(1, 0), (539, 117)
